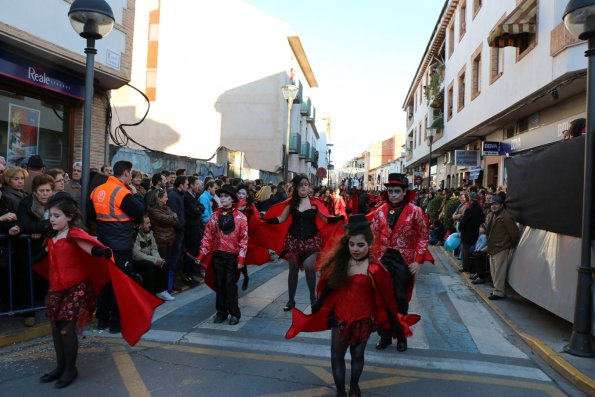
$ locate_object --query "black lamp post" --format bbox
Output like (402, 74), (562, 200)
(563, 0), (595, 357)
(427, 127), (436, 191)
(327, 143), (333, 188)
(68, 0), (115, 218)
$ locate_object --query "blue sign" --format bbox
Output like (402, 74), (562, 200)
(469, 167), (481, 180)
(454, 150), (479, 167)
(482, 141), (512, 156)
(0, 49), (84, 100)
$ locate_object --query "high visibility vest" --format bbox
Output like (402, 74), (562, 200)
(91, 176), (133, 222)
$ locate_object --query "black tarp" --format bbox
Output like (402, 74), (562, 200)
(506, 136), (594, 238)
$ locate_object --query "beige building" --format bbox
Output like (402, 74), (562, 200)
(111, 0), (324, 182)
(403, 0), (586, 189)
(0, 0), (135, 170)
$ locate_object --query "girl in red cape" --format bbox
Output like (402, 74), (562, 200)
(34, 197), (162, 389)
(285, 214), (420, 397)
(236, 184), (270, 291)
(255, 174), (345, 311)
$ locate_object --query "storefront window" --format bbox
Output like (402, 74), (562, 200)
(0, 89), (70, 169)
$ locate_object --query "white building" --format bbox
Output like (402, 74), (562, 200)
(111, 0), (325, 182)
(403, 0), (586, 189)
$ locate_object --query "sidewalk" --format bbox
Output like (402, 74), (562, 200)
(434, 246), (595, 396)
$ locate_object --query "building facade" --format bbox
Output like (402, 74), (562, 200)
(111, 0), (324, 182)
(403, 0), (585, 190)
(0, 0), (135, 170)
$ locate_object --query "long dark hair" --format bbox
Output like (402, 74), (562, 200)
(290, 174), (309, 209)
(47, 198), (83, 237)
(318, 227), (374, 290)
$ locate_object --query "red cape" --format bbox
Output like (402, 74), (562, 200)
(34, 228), (162, 346)
(285, 261), (421, 339)
(252, 197), (346, 270)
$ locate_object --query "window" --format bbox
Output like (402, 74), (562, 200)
(517, 32), (537, 59)
(489, 46), (504, 84)
(517, 116), (529, 133)
(471, 45), (482, 100)
(418, 122), (422, 146)
(413, 128), (417, 149)
(505, 125), (516, 139)
(424, 116), (428, 140)
(473, 0), (482, 18)
(459, 1), (467, 41)
(457, 66), (466, 112)
(448, 22), (455, 58)
(447, 81), (454, 121)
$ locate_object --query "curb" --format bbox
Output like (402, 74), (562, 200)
(440, 248), (595, 396)
(0, 321), (51, 348)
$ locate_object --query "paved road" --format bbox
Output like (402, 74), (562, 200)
(0, 248), (585, 396)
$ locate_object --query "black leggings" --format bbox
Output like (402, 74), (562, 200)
(330, 327), (366, 396)
(287, 253), (317, 305)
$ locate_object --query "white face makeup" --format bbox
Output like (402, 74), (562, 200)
(237, 189), (248, 201)
(49, 208), (71, 233)
(219, 193), (234, 208)
(386, 186), (405, 205)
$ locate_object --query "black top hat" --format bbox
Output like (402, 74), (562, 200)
(216, 184), (239, 203)
(491, 194), (504, 204)
(344, 214), (371, 234)
(384, 173), (409, 188)
(26, 154), (45, 169)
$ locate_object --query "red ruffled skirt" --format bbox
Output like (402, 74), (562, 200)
(283, 233), (322, 269)
(336, 317), (376, 346)
(45, 280), (95, 330)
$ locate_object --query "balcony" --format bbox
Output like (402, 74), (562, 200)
(300, 142), (310, 159)
(305, 144), (314, 162)
(307, 105), (316, 124)
(289, 133), (301, 154)
(300, 97), (311, 115)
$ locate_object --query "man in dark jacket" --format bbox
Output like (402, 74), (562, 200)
(90, 160), (145, 332)
(458, 192), (484, 272)
(485, 194), (519, 300)
(167, 176), (188, 290)
(183, 176), (205, 283)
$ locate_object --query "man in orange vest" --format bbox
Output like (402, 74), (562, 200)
(90, 160), (145, 333)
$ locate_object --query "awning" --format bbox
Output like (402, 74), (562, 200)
(488, 0), (537, 48)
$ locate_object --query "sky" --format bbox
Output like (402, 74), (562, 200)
(244, 0), (445, 168)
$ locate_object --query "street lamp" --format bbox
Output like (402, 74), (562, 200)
(68, 0), (115, 218)
(281, 84), (299, 182)
(427, 127), (437, 191)
(562, 0), (595, 357)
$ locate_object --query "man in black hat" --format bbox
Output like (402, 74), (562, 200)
(24, 154), (45, 193)
(196, 184), (248, 325)
(370, 173), (432, 352)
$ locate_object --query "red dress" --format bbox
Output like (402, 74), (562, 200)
(34, 228), (162, 346)
(285, 261), (421, 345)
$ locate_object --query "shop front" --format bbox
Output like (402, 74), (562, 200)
(0, 46), (84, 170)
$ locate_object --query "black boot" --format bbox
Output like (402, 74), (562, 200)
(396, 337), (408, 352)
(241, 275), (249, 291)
(55, 322), (78, 389)
(375, 337), (392, 350)
(40, 325), (64, 383)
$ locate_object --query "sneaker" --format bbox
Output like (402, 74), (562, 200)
(156, 291), (175, 301)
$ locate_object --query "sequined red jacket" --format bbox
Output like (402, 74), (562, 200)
(198, 207), (249, 265)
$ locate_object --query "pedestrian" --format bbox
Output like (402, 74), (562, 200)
(167, 176), (188, 290)
(37, 197), (161, 388)
(183, 176), (205, 284)
(485, 195), (519, 300)
(132, 214), (165, 294)
(196, 184), (248, 325)
(90, 160), (145, 333)
(63, 162), (82, 205)
(259, 174), (344, 311)
(470, 223), (489, 284)
(236, 184), (254, 290)
(369, 173), (433, 352)
(23, 154), (45, 194)
(285, 214), (420, 397)
(458, 191), (484, 272)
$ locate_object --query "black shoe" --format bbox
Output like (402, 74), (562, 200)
(472, 277), (486, 284)
(241, 276), (249, 291)
(181, 273), (198, 287)
(213, 314), (228, 324)
(40, 369), (63, 383)
(283, 301), (295, 312)
(396, 338), (408, 352)
(469, 273), (478, 280)
(375, 338), (392, 350)
(96, 320), (108, 331)
(489, 293), (505, 301)
(109, 324), (121, 334)
(348, 384), (361, 397)
(54, 369), (77, 389)
(191, 274), (204, 284)
(229, 316), (240, 325)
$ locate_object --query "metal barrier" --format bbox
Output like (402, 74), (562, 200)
(0, 234), (46, 316)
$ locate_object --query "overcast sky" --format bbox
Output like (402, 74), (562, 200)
(245, 0), (445, 167)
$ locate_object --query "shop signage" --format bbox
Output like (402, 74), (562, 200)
(482, 141), (500, 156)
(0, 49), (84, 100)
(469, 166), (481, 180)
(454, 150), (479, 167)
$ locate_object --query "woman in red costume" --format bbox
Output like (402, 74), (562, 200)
(260, 174), (344, 311)
(285, 214), (420, 397)
(37, 197), (161, 389)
